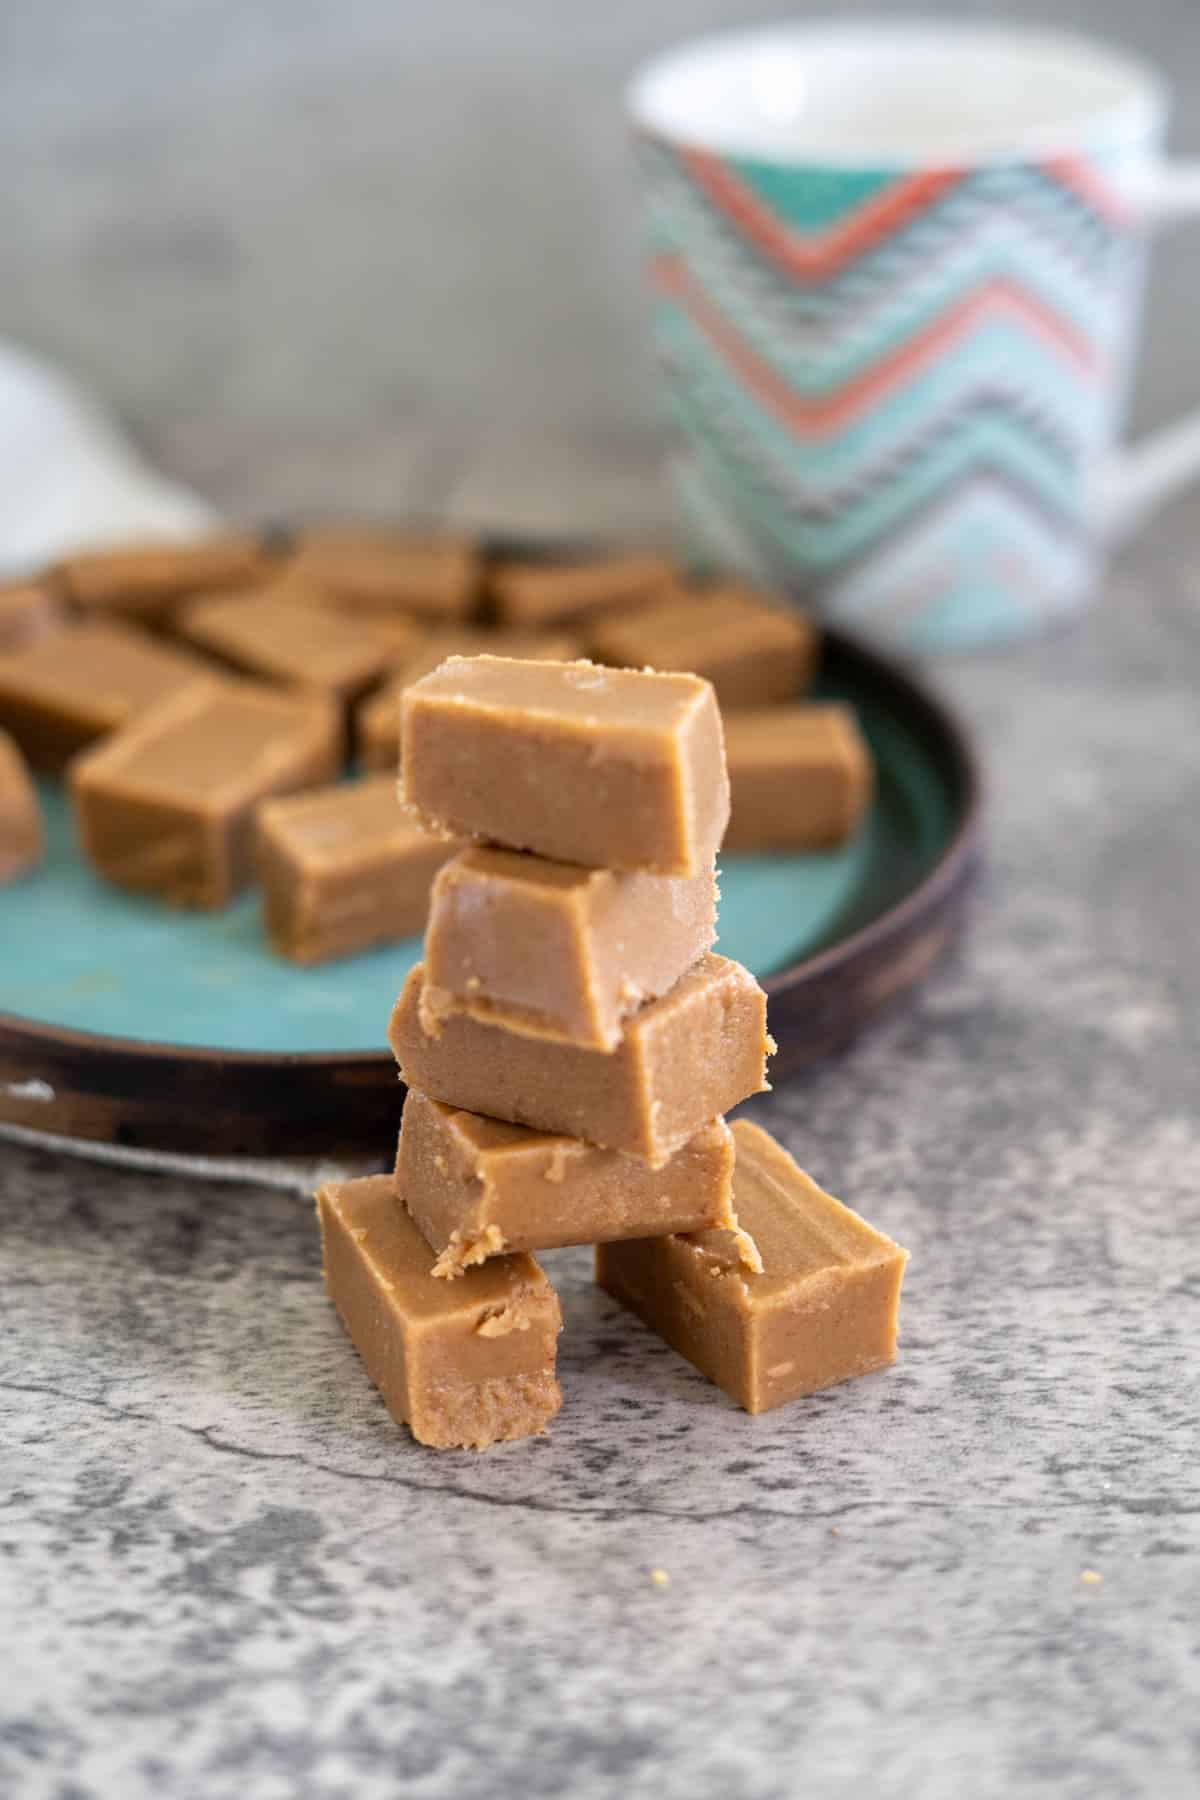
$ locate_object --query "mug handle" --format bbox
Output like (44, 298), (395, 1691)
(1094, 159), (1200, 545)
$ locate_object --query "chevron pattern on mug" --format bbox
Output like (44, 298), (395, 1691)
(638, 136), (1145, 649)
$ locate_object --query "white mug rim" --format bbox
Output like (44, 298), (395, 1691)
(627, 18), (1167, 169)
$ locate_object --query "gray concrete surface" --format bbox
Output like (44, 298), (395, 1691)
(2, 4), (1200, 1796)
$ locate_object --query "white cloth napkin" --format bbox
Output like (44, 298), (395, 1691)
(0, 340), (216, 578)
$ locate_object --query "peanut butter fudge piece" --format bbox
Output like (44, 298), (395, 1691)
(390, 953), (771, 1166)
(597, 1120), (909, 1413)
(0, 581), (65, 653)
(0, 620), (213, 770)
(318, 1174), (562, 1449)
(288, 529), (480, 620)
(589, 585), (817, 710)
(0, 729), (43, 882)
(356, 630), (577, 772)
(398, 628), (581, 688)
(256, 776), (460, 964)
(398, 1090), (737, 1276)
(71, 680), (340, 908)
(54, 534), (270, 622)
(724, 704), (872, 852)
(421, 847), (716, 1049)
(402, 656), (729, 876)
(491, 553), (675, 628)
(264, 584), (429, 672)
(356, 683), (407, 773)
(353, 610), (429, 667)
(179, 590), (389, 702)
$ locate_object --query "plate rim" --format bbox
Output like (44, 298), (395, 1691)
(764, 625), (982, 989)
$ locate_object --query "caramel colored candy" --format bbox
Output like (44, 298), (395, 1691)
(597, 1120), (909, 1413)
(353, 611), (429, 667)
(398, 1090), (736, 1276)
(724, 704), (872, 852)
(398, 628), (580, 689)
(288, 529), (480, 620)
(0, 581), (65, 654)
(491, 553), (675, 628)
(256, 776), (460, 964)
(268, 576), (431, 666)
(179, 590), (389, 701)
(318, 1175), (562, 1449)
(390, 953), (771, 1167)
(0, 729), (43, 882)
(590, 585), (817, 710)
(421, 846), (716, 1050)
(356, 629), (578, 773)
(71, 680), (341, 908)
(0, 620), (213, 770)
(54, 535), (271, 622)
(402, 656), (729, 876)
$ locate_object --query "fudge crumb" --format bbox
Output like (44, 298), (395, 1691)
(732, 1225), (764, 1275)
(433, 1223), (506, 1280)
(476, 1302), (533, 1337)
(543, 1143), (569, 1185)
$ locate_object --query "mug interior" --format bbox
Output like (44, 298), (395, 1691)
(629, 20), (1165, 165)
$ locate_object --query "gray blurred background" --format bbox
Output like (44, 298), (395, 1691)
(3, 0), (1199, 532)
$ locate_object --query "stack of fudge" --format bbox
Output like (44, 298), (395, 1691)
(318, 654), (908, 1451)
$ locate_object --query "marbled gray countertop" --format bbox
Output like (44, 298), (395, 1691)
(4, 521), (1198, 1800)
(3, 2), (1200, 1793)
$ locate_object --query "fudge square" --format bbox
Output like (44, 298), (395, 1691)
(286, 528), (481, 621)
(723, 704), (873, 852)
(398, 1089), (736, 1276)
(420, 845), (716, 1049)
(390, 952), (771, 1167)
(317, 1175), (562, 1449)
(178, 589), (390, 702)
(0, 619), (213, 770)
(71, 680), (341, 909)
(597, 1120), (909, 1413)
(0, 729), (43, 882)
(256, 776), (460, 964)
(0, 581), (64, 654)
(490, 552), (675, 628)
(53, 535), (271, 623)
(589, 585), (818, 711)
(401, 656), (729, 876)
(355, 628), (578, 773)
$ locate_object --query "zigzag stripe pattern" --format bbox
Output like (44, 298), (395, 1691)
(663, 353), (1080, 562)
(830, 479), (1091, 648)
(642, 153), (1132, 356)
(654, 254), (1098, 422)
(655, 286), (1091, 487)
(637, 129), (1144, 646)
(661, 369), (1081, 517)
(638, 138), (1132, 305)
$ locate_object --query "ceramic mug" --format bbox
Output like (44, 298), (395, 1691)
(628, 21), (1200, 651)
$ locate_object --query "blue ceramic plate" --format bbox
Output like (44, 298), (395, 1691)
(0, 629), (979, 1154)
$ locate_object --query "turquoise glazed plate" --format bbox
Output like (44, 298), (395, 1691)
(0, 628), (980, 1157)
